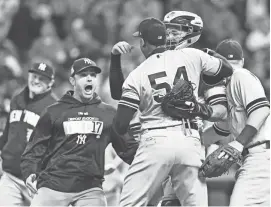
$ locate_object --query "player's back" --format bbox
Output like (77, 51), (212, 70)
(124, 48), (218, 130)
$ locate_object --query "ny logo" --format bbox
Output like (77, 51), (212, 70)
(83, 58), (92, 65)
(76, 134), (87, 144)
(38, 63), (46, 71)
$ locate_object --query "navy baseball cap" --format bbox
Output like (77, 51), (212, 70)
(216, 39), (243, 60)
(133, 17), (166, 46)
(29, 62), (54, 80)
(71, 58), (101, 76)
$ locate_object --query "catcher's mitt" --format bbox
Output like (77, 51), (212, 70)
(161, 79), (213, 120)
(199, 143), (243, 178)
(161, 79), (196, 119)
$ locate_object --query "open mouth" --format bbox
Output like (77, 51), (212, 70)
(84, 85), (93, 92)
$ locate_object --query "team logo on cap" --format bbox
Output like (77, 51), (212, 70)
(228, 54), (233, 58)
(83, 58), (92, 65)
(38, 63), (47, 71)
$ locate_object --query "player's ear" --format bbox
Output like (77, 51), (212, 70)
(140, 38), (146, 47)
(48, 79), (54, 88)
(69, 76), (75, 86)
(241, 58), (244, 67)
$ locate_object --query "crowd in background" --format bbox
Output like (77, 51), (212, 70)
(0, 0), (269, 205)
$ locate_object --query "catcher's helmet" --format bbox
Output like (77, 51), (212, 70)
(163, 11), (203, 50)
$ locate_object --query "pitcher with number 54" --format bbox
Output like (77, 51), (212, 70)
(20, 58), (137, 207)
(112, 17), (234, 206)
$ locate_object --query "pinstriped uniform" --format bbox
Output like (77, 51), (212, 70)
(119, 48), (223, 206)
(213, 68), (270, 206)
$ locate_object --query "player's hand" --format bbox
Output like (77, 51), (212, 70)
(26, 174), (37, 197)
(206, 144), (220, 157)
(112, 41), (134, 55)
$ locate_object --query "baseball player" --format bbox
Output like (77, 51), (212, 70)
(206, 39), (270, 206)
(111, 17), (233, 206)
(110, 11), (229, 206)
(0, 62), (56, 206)
(20, 58), (137, 206)
(203, 39), (270, 206)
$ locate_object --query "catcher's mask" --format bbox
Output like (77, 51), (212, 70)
(164, 11), (203, 50)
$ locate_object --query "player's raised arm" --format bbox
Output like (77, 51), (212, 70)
(199, 48), (233, 85)
(20, 109), (53, 182)
(109, 41), (133, 100)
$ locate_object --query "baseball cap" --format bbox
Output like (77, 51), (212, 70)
(29, 62), (54, 80)
(133, 17), (166, 46)
(216, 39), (243, 60)
(71, 58), (101, 76)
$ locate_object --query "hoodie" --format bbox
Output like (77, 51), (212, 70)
(21, 91), (121, 193)
(0, 87), (56, 179)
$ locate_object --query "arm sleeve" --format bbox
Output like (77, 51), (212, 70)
(109, 53), (125, 100)
(213, 121), (231, 137)
(234, 71), (270, 116)
(199, 50), (233, 85)
(0, 116), (10, 150)
(20, 110), (53, 181)
(112, 72), (140, 137)
(198, 49), (222, 76)
(111, 72), (140, 164)
(118, 72), (140, 111)
(204, 85), (227, 106)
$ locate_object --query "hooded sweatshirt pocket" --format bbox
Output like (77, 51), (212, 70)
(44, 155), (102, 178)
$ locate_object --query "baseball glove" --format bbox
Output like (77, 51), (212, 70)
(161, 79), (213, 120)
(161, 79), (196, 119)
(199, 143), (243, 178)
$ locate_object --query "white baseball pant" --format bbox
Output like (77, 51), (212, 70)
(120, 125), (208, 206)
(0, 172), (31, 206)
(230, 143), (270, 206)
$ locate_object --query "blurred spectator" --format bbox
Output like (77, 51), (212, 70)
(246, 16), (270, 52)
(0, 17), (22, 78)
(7, 0), (50, 63)
(28, 20), (67, 73)
(63, 18), (102, 67)
(0, 0), (20, 22)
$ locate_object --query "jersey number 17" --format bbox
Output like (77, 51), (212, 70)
(148, 66), (189, 103)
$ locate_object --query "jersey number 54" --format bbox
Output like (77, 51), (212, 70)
(148, 66), (189, 103)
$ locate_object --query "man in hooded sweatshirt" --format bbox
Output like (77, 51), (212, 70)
(20, 57), (137, 206)
(0, 62), (56, 206)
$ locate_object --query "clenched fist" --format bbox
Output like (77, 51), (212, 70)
(111, 41), (133, 55)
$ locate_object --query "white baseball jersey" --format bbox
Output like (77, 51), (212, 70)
(120, 48), (222, 130)
(215, 68), (270, 147)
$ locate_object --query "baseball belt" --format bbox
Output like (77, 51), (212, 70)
(147, 122), (198, 131)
